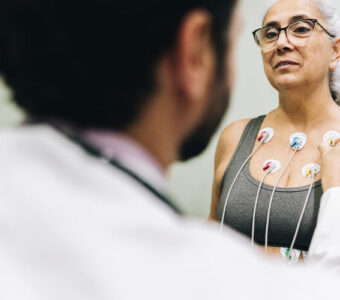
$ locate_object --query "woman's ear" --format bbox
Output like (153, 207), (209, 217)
(330, 37), (340, 71)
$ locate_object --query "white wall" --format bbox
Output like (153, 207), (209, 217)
(168, 0), (340, 218)
(0, 0), (339, 218)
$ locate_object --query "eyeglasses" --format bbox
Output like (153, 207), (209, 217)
(252, 18), (335, 50)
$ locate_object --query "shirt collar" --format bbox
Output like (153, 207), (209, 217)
(82, 130), (167, 192)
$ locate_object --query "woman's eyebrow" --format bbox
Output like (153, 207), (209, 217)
(263, 21), (279, 28)
(289, 14), (312, 22)
(263, 14), (312, 28)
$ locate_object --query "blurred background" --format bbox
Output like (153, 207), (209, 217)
(1, 0), (339, 218)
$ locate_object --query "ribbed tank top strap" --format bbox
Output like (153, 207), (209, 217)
(220, 115), (266, 186)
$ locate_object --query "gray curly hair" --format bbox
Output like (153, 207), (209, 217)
(266, 0), (340, 103)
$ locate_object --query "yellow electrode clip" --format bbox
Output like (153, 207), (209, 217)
(301, 163), (320, 178)
(328, 136), (335, 146)
(323, 131), (340, 147)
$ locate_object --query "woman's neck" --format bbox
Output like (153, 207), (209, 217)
(275, 84), (340, 130)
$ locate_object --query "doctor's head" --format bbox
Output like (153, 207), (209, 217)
(0, 0), (240, 162)
(253, 0), (340, 102)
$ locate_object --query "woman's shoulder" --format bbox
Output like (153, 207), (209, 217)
(219, 118), (252, 140)
(214, 118), (252, 174)
(217, 118), (252, 154)
(218, 114), (268, 148)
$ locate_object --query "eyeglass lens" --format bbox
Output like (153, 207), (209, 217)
(256, 20), (315, 49)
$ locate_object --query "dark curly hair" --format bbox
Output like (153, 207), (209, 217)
(0, 0), (237, 129)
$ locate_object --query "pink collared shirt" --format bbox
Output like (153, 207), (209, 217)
(83, 130), (167, 193)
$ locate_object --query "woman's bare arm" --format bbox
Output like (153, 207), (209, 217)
(208, 119), (251, 221)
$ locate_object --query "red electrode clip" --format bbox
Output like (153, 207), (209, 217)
(257, 132), (264, 142)
(263, 162), (271, 171)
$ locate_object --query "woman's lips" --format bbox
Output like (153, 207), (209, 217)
(274, 61), (299, 69)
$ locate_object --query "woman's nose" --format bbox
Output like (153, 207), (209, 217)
(276, 30), (294, 52)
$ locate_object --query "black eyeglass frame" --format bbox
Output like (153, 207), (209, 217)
(252, 18), (336, 47)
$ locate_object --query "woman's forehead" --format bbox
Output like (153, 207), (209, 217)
(263, 0), (323, 26)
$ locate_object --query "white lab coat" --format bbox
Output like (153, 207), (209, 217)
(308, 187), (340, 272)
(0, 124), (338, 300)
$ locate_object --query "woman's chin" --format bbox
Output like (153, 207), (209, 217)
(271, 75), (303, 91)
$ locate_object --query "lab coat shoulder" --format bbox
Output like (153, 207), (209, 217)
(0, 125), (260, 299)
(0, 124), (171, 215)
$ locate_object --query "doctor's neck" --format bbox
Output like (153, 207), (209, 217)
(124, 93), (192, 171)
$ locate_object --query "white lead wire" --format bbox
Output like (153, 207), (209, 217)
(264, 148), (298, 254)
(287, 174), (315, 259)
(220, 141), (264, 232)
(251, 171), (269, 248)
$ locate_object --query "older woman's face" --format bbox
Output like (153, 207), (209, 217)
(262, 0), (334, 93)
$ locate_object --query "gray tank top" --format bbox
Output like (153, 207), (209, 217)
(217, 115), (322, 251)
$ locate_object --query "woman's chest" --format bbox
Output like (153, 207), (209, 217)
(218, 157), (323, 250)
(249, 140), (322, 187)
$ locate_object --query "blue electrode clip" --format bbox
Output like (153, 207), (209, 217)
(289, 133), (307, 151)
(291, 137), (299, 148)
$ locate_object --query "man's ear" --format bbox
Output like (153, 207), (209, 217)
(330, 37), (340, 71)
(171, 10), (215, 104)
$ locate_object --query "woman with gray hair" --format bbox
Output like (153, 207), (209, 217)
(210, 0), (340, 263)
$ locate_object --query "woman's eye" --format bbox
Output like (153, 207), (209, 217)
(265, 30), (278, 39)
(293, 25), (312, 34)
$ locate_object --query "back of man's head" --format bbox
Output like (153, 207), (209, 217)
(0, 0), (237, 130)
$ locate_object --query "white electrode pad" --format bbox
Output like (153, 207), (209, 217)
(301, 163), (320, 178)
(258, 127), (274, 143)
(289, 132), (307, 151)
(323, 131), (340, 146)
(263, 159), (281, 173)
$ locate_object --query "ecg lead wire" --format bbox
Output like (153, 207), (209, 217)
(264, 132), (307, 254)
(252, 172), (268, 248)
(219, 128), (274, 232)
(264, 150), (297, 254)
(286, 163), (320, 260)
(251, 160), (281, 248)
